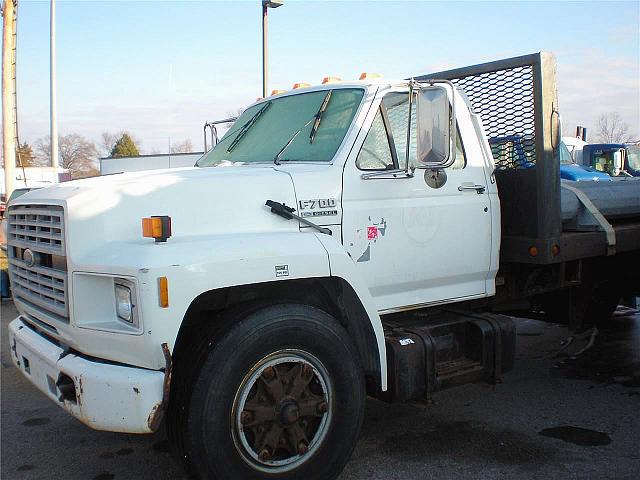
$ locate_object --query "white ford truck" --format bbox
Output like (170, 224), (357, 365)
(7, 53), (640, 480)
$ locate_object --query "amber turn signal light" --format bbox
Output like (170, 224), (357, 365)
(158, 276), (169, 308)
(142, 216), (172, 243)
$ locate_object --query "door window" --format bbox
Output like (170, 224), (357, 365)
(356, 110), (395, 170)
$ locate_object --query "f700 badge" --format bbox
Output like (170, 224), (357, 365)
(299, 198), (338, 218)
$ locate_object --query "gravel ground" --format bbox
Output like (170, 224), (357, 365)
(2, 299), (639, 480)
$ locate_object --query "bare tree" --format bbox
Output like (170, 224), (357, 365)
(34, 136), (51, 162)
(100, 131), (119, 157)
(35, 134), (99, 178)
(171, 139), (194, 154)
(595, 112), (630, 143)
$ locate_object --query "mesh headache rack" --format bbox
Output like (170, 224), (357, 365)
(416, 52), (640, 264)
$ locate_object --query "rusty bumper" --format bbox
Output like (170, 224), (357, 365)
(8, 317), (168, 434)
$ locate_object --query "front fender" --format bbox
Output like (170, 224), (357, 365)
(64, 232), (330, 369)
(314, 233), (387, 391)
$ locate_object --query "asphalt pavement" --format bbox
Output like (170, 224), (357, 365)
(2, 299), (639, 480)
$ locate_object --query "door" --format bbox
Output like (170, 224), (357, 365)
(341, 90), (492, 313)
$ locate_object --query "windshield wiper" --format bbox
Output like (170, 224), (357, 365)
(227, 102), (272, 153)
(273, 117), (316, 165)
(273, 90), (333, 164)
(309, 90), (332, 143)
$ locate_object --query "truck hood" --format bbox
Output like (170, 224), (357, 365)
(14, 166), (299, 263)
(560, 164), (611, 182)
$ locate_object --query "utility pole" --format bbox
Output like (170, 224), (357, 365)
(2, 0), (17, 199)
(261, 1), (283, 98)
(50, 0), (58, 168)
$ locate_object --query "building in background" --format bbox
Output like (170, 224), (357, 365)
(100, 152), (203, 175)
(0, 166), (70, 195)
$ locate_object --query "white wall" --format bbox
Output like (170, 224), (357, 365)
(100, 153), (203, 175)
(0, 167), (68, 194)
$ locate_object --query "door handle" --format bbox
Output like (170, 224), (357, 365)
(458, 184), (486, 194)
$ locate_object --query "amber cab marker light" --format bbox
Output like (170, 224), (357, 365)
(270, 89), (286, 96)
(158, 277), (169, 308)
(292, 82), (311, 89)
(359, 72), (382, 80)
(528, 246), (539, 257)
(142, 216), (172, 243)
(321, 76), (342, 84)
(552, 244), (560, 256)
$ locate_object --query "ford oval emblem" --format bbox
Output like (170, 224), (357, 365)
(23, 249), (35, 267)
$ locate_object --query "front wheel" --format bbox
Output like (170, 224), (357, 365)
(184, 304), (365, 480)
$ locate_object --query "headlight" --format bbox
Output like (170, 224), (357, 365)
(115, 282), (134, 323)
(73, 273), (142, 334)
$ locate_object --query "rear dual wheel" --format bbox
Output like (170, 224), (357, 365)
(182, 304), (365, 480)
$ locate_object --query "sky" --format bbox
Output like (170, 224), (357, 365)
(10, 0), (640, 155)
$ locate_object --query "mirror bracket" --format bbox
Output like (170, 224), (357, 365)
(361, 167), (415, 180)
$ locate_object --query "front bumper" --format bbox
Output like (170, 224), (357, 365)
(8, 317), (166, 434)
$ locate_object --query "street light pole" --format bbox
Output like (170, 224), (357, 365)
(261, 0), (283, 99)
(261, 2), (267, 98)
(50, 0), (58, 168)
(2, 0), (18, 199)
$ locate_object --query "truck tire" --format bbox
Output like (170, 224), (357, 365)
(183, 304), (365, 480)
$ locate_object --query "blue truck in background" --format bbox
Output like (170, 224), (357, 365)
(580, 143), (640, 177)
(489, 135), (612, 181)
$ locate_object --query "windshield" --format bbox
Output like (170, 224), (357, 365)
(592, 149), (622, 176)
(197, 88), (364, 166)
(627, 145), (640, 172)
(559, 141), (574, 164)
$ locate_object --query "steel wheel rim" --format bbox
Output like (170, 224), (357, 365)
(231, 349), (333, 473)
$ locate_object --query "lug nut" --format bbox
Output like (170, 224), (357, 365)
(317, 401), (327, 413)
(258, 448), (271, 461)
(298, 442), (308, 455)
(262, 367), (276, 380)
(240, 411), (252, 425)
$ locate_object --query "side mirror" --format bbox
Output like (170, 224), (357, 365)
(612, 150), (624, 175)
(416, 84), (455, 168)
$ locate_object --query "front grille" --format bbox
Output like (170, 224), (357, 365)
(7, 204), (69, 323)
(7, 204), (64, 254)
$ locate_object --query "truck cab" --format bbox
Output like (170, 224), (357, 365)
(6, 77), (508, 479)
(582, 143), (638, 177)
